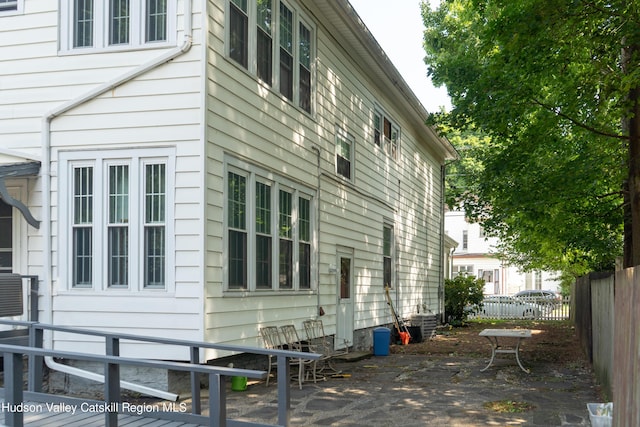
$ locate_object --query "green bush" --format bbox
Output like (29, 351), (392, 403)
(445, 275), (485, 324)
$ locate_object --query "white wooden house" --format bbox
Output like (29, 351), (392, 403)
(0, 0), (456, 366)
(445, 210), (561, 295)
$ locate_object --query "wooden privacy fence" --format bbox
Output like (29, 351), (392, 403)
(613, 268), (640, 427)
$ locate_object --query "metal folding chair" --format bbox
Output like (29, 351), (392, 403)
(302, 319), (349, 375)
(280, 324), (317, 389)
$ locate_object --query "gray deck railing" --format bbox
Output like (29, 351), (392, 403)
(0, 319), (321, 427)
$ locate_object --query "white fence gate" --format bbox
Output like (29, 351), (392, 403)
(469, 296), (571, 321)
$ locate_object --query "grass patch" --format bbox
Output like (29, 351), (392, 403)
(483, 400), (535, 413)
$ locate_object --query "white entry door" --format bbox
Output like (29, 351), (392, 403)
(336, 248), (354, 349)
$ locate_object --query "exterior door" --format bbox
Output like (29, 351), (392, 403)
(336, 248), (354, 349)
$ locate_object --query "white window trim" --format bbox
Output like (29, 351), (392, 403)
(0, 0), (22, 15)
(225, 0), (316, 114)
(58, 148), (175, 293)
(373, 106), (401, 160)
(59, 0), (177, 54)
(335, 127), (355, 182)
(223, 156), (317, 294)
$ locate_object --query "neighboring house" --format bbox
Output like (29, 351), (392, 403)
(0, 0), (456, 368)
(445, 210), (561, 295)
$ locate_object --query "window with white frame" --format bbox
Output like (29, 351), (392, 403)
(373, 108), (400, 159)
(383, 223), (393, 288)
(453, 265), (474, 277)
(60, 0), (175, 52)
(62, 150), (173, 291)
(335, 129), (354, 181)
(226, 159), (314, 292)
(0, 0), (20, 14)
(227, 0), (314, 113)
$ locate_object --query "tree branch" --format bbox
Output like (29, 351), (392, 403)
(530, 98), (627, 140)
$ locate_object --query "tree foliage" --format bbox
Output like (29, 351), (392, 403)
(422, 0), (640, 273)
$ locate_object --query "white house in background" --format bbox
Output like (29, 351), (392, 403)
(0, 0), (456, 374)
(444, 210), (561, 295)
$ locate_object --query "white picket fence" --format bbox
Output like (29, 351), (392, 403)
(469, 296), (571, 321)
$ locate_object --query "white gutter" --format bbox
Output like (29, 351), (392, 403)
(40, 0), (193, 401)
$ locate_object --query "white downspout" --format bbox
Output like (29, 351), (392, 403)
(41, 0), (193, 401)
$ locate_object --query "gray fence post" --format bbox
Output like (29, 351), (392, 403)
(277, 355), (291, 427)
(209, 373), (226, 427)
(4, 351), (24, 427)
(27, 325), (43, 393)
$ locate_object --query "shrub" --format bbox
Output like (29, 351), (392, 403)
(445, 275), (485, 324)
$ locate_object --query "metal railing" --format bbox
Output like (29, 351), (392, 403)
(0, 319), (321, 427)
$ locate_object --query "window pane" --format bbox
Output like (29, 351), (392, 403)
(279, 239), (292, 289)
(108, 226), (129, 287)
(298, 197), (310, 242)
(374, 112), (382, 147)
(73, 166), (93, 287)
(229, 230), (247, 289)
(299, 22), (311, 112)
(145, 226), (165, 287)
(279, 3), (293, 100)
(110, 0), (130, 45)
(145, 164), (166, 223)
(0, 200), (12, 273)
(109, 165), (129, 223)
(74, 167), (93, 224)
(383, 225), (391, 257)
(0, 1), (18, 12)
(256, 0), (272, 85)
(279, 190), (292, 238)
(228, 172), (246, 230)
(256, 235), (272, 289)
(74, 0), (94, 48)
(73, 227), (92, 286)
(145, 163), (166, 288)
(256, 181), (271, 234)
(340, 257), (350, 299)
(229, 1), (248, 68)
(146, 0), (167, 42)
(299, 242), (310, 289)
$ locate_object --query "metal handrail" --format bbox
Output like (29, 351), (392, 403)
(0, 319), (321, 427)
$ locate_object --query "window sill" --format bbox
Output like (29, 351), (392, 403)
(223, 289), (316, 298)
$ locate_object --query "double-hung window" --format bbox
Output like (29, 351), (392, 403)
(226, 159), (315, 292)
(336, 129), (354, 181)
(62, 150), (173, 291)
(383, 223), (393, 288)
(373, 108), (400, 159)
(61, 0), (174, 52)
(227, 0), (315, 113)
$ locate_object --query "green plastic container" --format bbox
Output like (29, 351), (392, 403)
(231, 376), (247, 392)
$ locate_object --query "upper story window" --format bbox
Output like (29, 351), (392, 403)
(374, 108), (400, 160)
(0, 0), (22, 14)
(335, 129), (354, 181)
(227, 0), (315, 113)
(60, 0), (175, 53)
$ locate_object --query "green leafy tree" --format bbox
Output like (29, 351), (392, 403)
(445, 275), (485, 324)
(422, 0), (639, 269)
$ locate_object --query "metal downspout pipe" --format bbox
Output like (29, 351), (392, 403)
(40, 0), (193, 400)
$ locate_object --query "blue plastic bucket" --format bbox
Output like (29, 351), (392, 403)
(373, 327), (391, 356)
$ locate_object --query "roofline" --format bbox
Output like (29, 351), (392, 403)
(333, 0), (458, 161)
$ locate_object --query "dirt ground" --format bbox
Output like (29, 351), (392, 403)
(391, 320), (587, 366)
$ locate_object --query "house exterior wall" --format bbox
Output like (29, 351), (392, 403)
(203, 0), (450, 357)
(1, 0), (206, 358)
(2, 0), (453, 361)
(445, 210), (561, 295)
